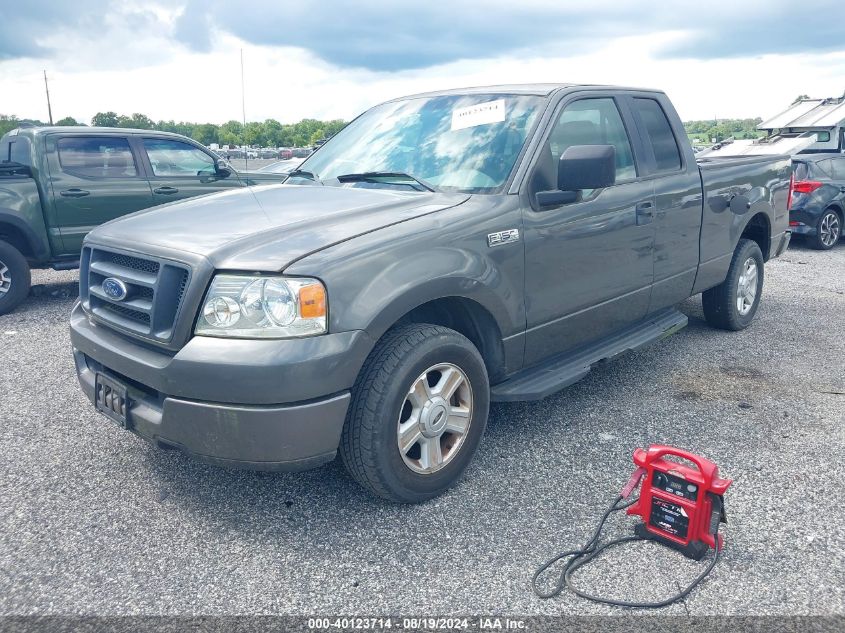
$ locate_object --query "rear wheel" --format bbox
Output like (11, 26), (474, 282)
(702, 238), (764, 331)
(810, 209), (841, 250)
(0, 240), (31, 316)
(340, 324), (489, 503)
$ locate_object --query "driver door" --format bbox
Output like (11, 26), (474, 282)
(140, 137), (239, 204)
(521, 96), (655, 364)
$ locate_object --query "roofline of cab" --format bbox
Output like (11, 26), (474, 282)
(384, 83), (667, 103)
(5, 126), (192, 139)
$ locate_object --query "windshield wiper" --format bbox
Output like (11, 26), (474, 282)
(335, 171), (437, 192)
(286, 169), (321, 183)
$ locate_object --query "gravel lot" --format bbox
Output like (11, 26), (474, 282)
(0, 238), (843, 618)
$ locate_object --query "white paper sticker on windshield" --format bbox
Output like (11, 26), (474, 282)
(451, 99), (506, 131)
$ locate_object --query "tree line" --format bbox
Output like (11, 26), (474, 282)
(0, 113), (348, 148)
(683, 118), (764, 144)
(2, 112), (768, 148)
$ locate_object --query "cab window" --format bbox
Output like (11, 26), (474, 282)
(143, 138), (215, 177)
(632, 98), (682, 172)
(550, 98), (636, 181)
(57, 137), (138, 178)
(530, 97), (636, 198)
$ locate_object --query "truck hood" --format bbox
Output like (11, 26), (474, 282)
(88, 184), (469, 270)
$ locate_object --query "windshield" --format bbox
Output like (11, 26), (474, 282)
(295, 94), (545, 193)
(257, 159), (302, 174)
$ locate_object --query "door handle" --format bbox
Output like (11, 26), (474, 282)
(636, 201), (655, 225)
(60, 188), (90, 198)
(154, 186), (179, 195)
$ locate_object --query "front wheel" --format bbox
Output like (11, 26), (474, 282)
(0, 240), (31, 316)
(702, 238), (764, 331)
(340, 324), (490, 503)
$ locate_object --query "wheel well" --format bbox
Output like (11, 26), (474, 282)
(825, 204), (844, 223)
(740, 213), (771, 261)
(397, 297), (507, 382)
(0, 223), (34, 258)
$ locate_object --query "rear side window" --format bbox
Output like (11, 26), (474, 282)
(143, 138), (215, 177)
(0, 136), (32, 167)
(9, 137), (31, 166)
(0, 137), (32, 166)
(811, 159), (833, 178)
(632, 98), (682, 172)
(828, 158), (845, 180)
(792, 162), (809, 180)
(57, 137), (138, 178)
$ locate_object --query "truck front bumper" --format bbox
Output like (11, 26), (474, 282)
(70, 302), (374, 471)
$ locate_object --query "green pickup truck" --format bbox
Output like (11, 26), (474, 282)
(0, 126), (285, 314)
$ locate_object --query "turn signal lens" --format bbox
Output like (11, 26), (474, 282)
(299, 283), (327, 319)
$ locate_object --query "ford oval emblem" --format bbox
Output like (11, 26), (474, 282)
(102, 277), (128, 301)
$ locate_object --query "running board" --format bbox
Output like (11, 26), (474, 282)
(51, 259), (80, 271)
(491, 308), (688, 402)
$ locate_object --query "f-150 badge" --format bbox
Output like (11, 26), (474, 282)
(487, 229), (520, 247)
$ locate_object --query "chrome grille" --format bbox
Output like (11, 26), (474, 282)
(100, 302), (151, 325)
(100, 252), (160, 275)
(80, 246), (191, 343)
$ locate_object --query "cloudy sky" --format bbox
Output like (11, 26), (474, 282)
(1, 0), (844, 125)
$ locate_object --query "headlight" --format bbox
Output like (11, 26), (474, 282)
(195, 275), (327, 338)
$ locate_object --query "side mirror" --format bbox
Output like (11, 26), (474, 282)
(536, 144), (616, 208)
(215, 159), (232, 177)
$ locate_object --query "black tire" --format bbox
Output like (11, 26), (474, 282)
(702, 238), (764, 331)
(0, 239), (31, 316)
(809, 209), (841, 250)
(340, 323), (490, 503)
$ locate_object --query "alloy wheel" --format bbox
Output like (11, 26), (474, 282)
(820, 212), (840, 248)
(736, 257), (758, 316)
(0, 260), (11, 294)
(396, 362), (473, 474)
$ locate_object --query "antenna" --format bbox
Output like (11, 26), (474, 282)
(240, 48), (247, 171)
(43, 70), (54, 125)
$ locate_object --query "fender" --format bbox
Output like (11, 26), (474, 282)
(736, 206), (771, 256)
(364, 273), (515, 344)
(285, 197), (527, 346)
(333, 242), (520, 339)
(0, 210), (51, 262)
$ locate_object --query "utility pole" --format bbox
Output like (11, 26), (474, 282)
(43, 70), (54, 125)
(240, 49), (247, 171)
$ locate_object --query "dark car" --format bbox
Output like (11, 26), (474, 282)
(789, 154), (844, 249)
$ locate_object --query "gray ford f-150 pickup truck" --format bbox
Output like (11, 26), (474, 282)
(70, 84), (791, 502)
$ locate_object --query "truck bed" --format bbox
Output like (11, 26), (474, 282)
(692, 153), (791, 293)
